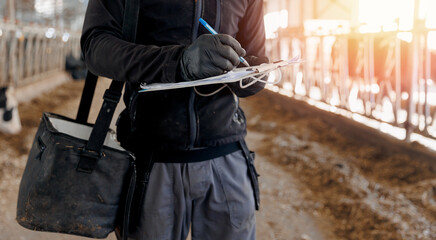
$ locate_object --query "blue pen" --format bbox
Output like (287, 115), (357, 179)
(199, 18), (250, 67)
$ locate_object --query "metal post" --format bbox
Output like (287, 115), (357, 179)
(424, 32), (431, 132)
(406, 39), (419, 141)
(417, 34), (424, 130)
(18, 30), (24, 84)
(304, 38), (311, 96)
(341, 36), (349, 108)
(7, 0), (15, 23)
(406, 0), (422, 141)
(395, 37), (402, 124)
(41, 37), (48, 72)
(9, 28), (18, 86)
(25, 32), (34, 78)
(0, 27), (7, 87)
(363, 35), (370, 115)
(320, 36), (326, 101)
(34, 35), (41, 76)
(369, 35), (375, 112)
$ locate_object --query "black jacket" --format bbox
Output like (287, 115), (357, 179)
(81, 0), (267, 150)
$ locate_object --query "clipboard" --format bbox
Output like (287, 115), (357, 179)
(139, 56), (301, 93)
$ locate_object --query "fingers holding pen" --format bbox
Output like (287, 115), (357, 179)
(213, 34), (246, 67)
(210, 34), (246, 71)
(216, 34), (246, 58)
(198, 18), (246, 61)
(180, 34), (247, 80)
(205, 35), (241, 71)
(212, 54), (236, 72)
(212, 44), (240, 67)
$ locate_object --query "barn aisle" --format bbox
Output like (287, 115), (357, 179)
(0, 80), (435, 240)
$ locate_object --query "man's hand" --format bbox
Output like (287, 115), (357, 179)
(180, 34), (246, 81)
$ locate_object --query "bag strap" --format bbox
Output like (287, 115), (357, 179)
(76, 72), (98, 124)
(76, 0), (140, 124)
(77, 0), (140, 173)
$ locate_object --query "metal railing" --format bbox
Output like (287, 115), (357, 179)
(0, 21), (81, 88)
(268, 28), (436, 141)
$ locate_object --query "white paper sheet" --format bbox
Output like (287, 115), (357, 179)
(139, 56), (301, 93)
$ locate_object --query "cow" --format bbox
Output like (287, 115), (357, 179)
(0, 87), (22, 134)
(332, 35), (436, 96)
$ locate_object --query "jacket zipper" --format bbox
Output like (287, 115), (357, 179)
(188, 0), (203, 149)
(215, 0), (221, 32)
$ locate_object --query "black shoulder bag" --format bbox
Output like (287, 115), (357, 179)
(16, 0), (140, 239)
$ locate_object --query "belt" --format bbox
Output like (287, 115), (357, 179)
(152, 142), (240, 163)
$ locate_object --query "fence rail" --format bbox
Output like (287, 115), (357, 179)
(268, 28), (436, 141)
(0, 22), (81, 88)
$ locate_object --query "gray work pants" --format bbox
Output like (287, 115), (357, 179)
(129, 150), (256, 240)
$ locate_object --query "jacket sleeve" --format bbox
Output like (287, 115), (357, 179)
(229, 0), (268, 98)
(80, 0), (186, 84)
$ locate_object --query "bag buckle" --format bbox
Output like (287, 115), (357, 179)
(77, 148), (101, 173)
(103, 89), (121, 103)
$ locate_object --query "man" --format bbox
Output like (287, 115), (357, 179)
(81, 0), (267, 239)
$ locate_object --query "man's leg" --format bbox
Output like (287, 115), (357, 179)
(191, 150), (256, 240)
(130, 162), (191, 240)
